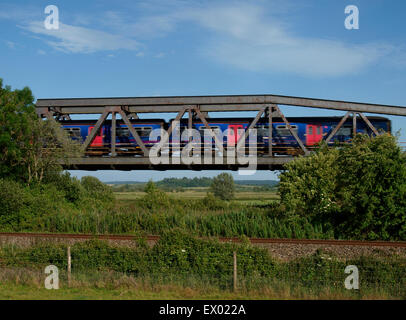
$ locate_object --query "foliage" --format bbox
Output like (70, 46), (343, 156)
(279, 134), (406, 240)
(210, 173), (235, 201)
(0, 174), (115, 231)
(157, 177), (213, 189)
(0, 78), (81, 184)
(0, 235), (404, 297)
(0, 232), (276, 278)
(81, 175), (114, 204)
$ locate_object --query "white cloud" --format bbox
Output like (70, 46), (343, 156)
(117, 2), (394, 77)
(21, 21), (140, 54)
(5, 41), (16, 49)
(183, 4), (391, 77)
(4, 1), (403, 76)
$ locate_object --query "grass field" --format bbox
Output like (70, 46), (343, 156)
(114, 188), (280, 202)
(0, 283), (391, 300)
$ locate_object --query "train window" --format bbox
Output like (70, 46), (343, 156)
(316, 127), (321, 135)
(116, 127), (152, 137)
(64, 128), (81, 138)
(308, 126), (313, 135)
(332, 126), (351, 136)
(276, 125), (298, 136)
(116, 127), (130, 137)
(135, 127), (152, 137)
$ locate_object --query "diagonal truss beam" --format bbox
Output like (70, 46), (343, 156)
(118, 109), (149, 156)
(236, 107), (266, 149)
(359, 113), (379, 136)
(274, 105), (309, 155)
(193, 106), (224, 153)
(82, 109), (109, 150)
(156, 107), (188, 155)
(325, 111), (351, 143)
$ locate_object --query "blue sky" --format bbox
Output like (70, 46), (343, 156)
(1, 0), (405, 181)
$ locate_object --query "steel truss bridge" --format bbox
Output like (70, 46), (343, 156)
(36, 94), (406, 171)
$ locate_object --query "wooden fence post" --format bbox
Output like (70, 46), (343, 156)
(67, 246), (71, 287)
(233, 251), (237, 292)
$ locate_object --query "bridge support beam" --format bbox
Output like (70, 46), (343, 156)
(82, 109), (109, 150)
(118, 108), (149, 156)
(359, 113), (379, 136)
(274, 104), (309, 155)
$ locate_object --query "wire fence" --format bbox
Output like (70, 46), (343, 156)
(0, 245), (404, 298)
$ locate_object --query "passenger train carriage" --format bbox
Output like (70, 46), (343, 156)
(61, 116), (391, 156)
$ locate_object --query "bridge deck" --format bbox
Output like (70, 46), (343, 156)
(62, 156), (293, 171)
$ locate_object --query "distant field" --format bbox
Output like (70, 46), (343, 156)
(114, 188), (280, 203)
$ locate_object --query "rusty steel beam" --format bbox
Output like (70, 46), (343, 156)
(162, 107), (188, 149)
(118, 108), (149, 156)
(268, 106), (273, 157)
(325, 111), (351, 143)
(275, 105), (309, 155)
(111, 111), (117, 157)
(194, 107), (224, 153)
(61, 156), (295, 166)
(82, 109), (109, 150)
(188, 107), (193, 144)
(359, 113), (379, 136)
(236, 107), (265, 149)
(36, 94), (406, 116)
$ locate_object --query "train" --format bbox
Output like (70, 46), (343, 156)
(60, 116), (391, 156)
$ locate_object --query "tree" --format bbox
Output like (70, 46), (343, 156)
(145, 180), (158, 194)
(0, 79), (82, 184)
(279, 134), (406, 240)
(210, 173), (235, 201)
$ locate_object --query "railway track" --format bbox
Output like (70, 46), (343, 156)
(0, 232), (405, 248)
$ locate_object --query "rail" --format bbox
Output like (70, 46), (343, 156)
(1, 232), (405, 248)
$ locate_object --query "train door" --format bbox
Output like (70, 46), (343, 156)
(228, 124), (244, 146)
(306, 124), (323, 146)
(88, 126), (103, 147)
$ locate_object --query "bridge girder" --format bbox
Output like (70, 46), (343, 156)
(35, 94), (403, 171)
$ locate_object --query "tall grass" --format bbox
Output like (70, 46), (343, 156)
(0, 189), (333, 239)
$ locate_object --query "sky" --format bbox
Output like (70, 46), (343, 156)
(1, 0), (405, 182)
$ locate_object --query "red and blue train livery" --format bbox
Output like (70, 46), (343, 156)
(60, 116), (391, 156)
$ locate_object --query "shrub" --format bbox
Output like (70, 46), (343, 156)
(210, 173), (235, 201)
(81, 176), (114, 203)
(44, 171), (84, 204)
(0, 179), (29, 219)
(279, 134), (406, 240)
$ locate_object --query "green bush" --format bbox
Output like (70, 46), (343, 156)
(210, 173), (235, 201)
(44, 171), (84, 204)
(81, 176), (114, 203)
(279, 134), (406, 240)
(0, 179), (29, 218)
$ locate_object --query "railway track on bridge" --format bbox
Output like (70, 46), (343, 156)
(0, 232), (405, 248)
